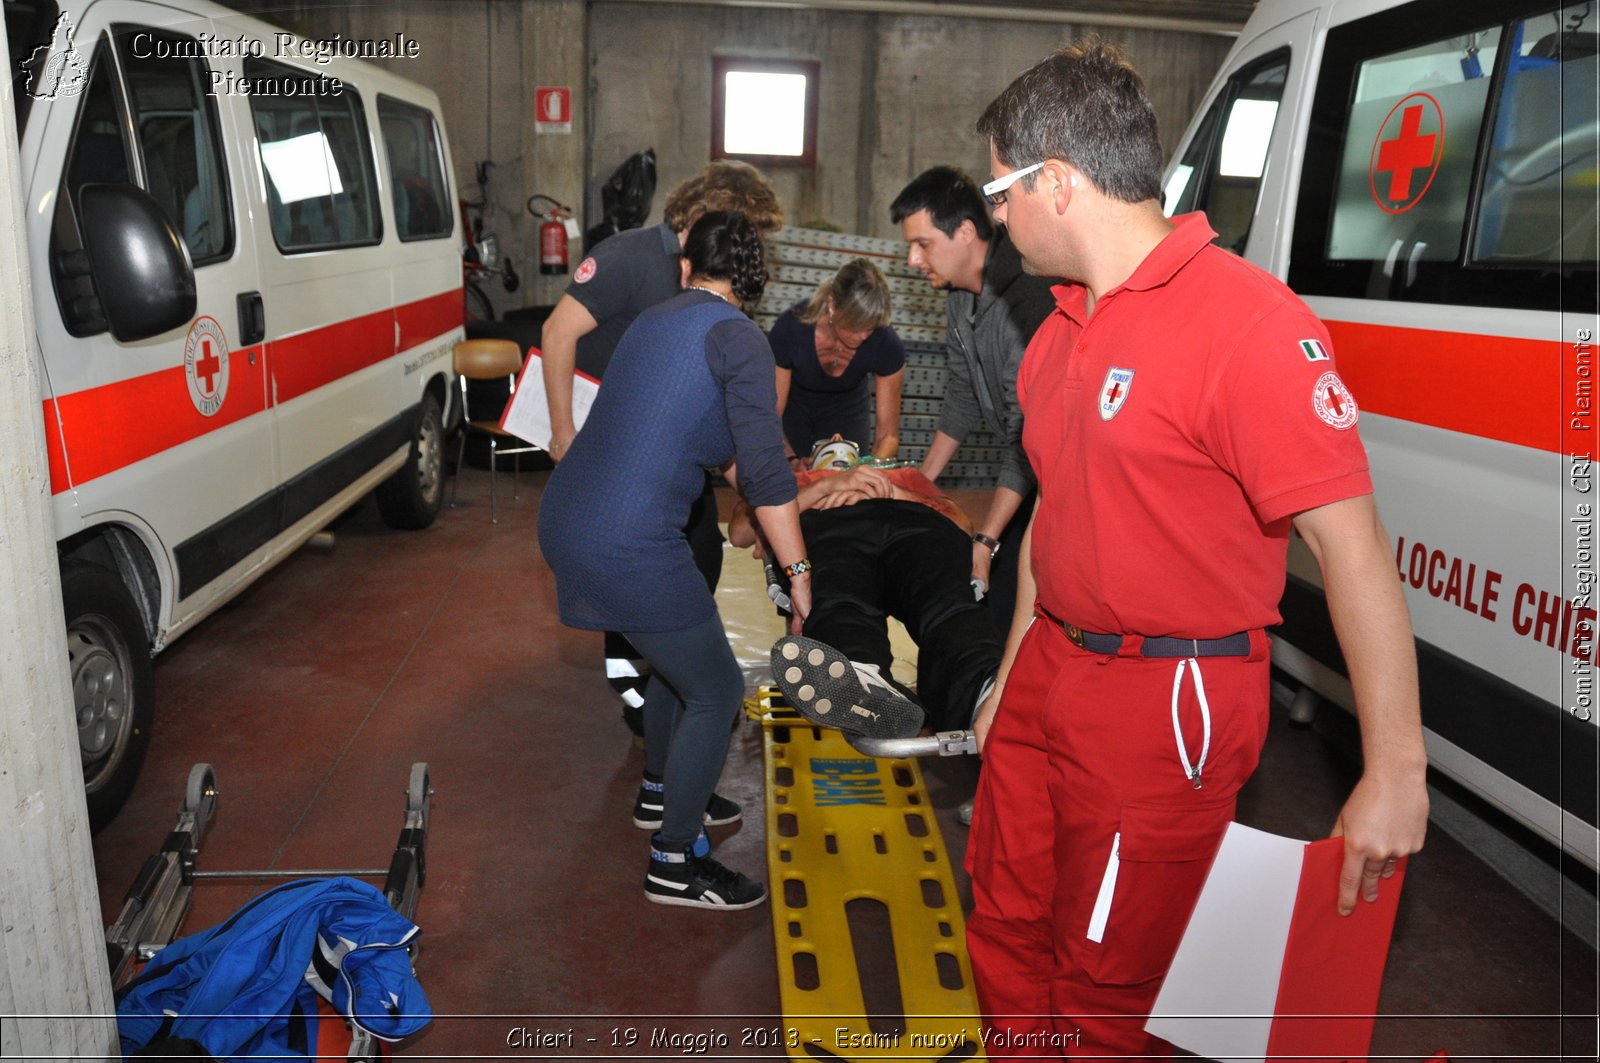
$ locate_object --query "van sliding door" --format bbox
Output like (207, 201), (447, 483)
(242, 59), (401, 536)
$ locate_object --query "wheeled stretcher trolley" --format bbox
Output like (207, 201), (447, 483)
(105, 762), (433, 1061)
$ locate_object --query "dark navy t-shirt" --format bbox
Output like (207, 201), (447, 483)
(566, 222), (683, 380)
(768, 304), (905, 455)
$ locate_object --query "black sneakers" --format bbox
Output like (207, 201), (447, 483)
(632, 776), (743, 830)
(645, 841), (767, 910)
(770, 635), (925, 739)
(702, 792), (742, 826)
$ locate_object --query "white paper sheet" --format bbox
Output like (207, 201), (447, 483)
(1145, 821), (1306, 1062)
(497, 350), (598, 449)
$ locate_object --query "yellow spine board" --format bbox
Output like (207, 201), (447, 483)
(759, 692), (988, 1062)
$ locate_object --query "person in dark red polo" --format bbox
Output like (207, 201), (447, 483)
(962, 39), (1430, 1058)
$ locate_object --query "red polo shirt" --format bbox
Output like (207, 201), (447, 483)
(1018, 213), (1373, 638)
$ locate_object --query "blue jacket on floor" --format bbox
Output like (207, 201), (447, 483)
(116, 876), (431, 1060)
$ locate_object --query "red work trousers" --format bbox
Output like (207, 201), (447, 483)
(965, 613), (1271, 1060)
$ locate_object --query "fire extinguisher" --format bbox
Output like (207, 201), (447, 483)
(528, 194), (572, 275)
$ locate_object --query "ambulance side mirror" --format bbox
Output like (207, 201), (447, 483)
(77, 183), (197, 342)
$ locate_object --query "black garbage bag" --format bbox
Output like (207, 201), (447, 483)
(585, 147), (656, 251)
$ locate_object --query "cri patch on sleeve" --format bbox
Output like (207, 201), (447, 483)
(574, 257), (597, 283)
(1311, 370), (1359, 430)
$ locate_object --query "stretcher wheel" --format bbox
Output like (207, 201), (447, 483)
(183, 765), (220, 845)
(407, 762), (431, 819)
(184, 762), (217, 812)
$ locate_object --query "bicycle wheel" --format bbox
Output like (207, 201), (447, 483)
(465, 280), (495, 322)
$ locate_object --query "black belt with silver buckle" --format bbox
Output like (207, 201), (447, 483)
(1058, 621), (1251, 658)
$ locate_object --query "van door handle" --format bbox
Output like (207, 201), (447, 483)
(237, 291), (265, 351)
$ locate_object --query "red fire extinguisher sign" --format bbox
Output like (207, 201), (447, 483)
(534, 87), (572, 134)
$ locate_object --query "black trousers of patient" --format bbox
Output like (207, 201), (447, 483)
(800, 499), (1002, 733)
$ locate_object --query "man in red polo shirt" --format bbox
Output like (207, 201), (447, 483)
(964, 40), (1430, 1057)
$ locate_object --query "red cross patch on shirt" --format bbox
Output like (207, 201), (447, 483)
(1099, 367), (1135, 421)
(1312, 371), (1358, 430)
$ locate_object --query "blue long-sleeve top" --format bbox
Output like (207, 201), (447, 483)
(538, 289), (796, 632)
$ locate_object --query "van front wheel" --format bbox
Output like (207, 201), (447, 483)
(63, 561), (154, 830)
(377, 393), (445, 530)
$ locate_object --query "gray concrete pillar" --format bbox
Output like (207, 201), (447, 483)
(0, 17), (119, 1061)
(524, 0), (589, 309)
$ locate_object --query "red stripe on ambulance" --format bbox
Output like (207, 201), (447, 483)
(43, 347), (267, 493)
(41, 289), (461, 494)
(268, 308), (392, 405)
(1327, 320), (1560, 454)
(396, 289), (464, 352)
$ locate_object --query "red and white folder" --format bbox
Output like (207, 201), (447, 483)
(498, 348), (599, 449)
(1146, 821), (1407, 1062)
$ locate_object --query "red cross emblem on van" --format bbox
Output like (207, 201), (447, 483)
(1369, 93), (1444, 215)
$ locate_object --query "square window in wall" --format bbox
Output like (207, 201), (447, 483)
(712, 57), (819, 167)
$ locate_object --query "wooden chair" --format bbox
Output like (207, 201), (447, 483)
(450, 338), (539, 523)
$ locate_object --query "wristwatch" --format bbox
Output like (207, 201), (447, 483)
(973, 533), (1001, 558)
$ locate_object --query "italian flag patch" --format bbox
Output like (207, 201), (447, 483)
(1299, 339), (1329, 362)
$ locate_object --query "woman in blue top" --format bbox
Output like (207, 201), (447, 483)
(769, 258), (906, 465)
(538, 212), (810, 911)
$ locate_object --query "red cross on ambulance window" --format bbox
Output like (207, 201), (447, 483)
(1368, 92), (1444, 215)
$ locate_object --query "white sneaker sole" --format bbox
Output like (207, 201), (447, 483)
(633, 802), (742, 831)
(644, 882), (767, 911)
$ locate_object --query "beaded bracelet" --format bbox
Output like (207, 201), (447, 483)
(783, 558), (813, 578)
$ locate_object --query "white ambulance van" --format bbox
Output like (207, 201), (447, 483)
(5, 0), (464, 824)
(1163, 0), (1598, 868)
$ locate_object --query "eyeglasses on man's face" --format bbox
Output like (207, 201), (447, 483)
(982, 161), (1045, 206)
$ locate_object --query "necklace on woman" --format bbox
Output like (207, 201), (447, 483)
(685, 284), (729, 303)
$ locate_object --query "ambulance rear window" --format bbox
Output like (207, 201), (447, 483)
(378, 97), (452, 241)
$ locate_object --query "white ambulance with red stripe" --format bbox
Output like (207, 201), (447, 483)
(7, 0), (463, 824)
(1164, 0), (1598, 868)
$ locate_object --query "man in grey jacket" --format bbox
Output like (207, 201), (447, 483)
(891, 166), (1057, 632)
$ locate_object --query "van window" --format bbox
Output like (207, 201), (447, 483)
(1164, 50), (1288, 255)
(378, 96), (451, 241)
(1289, 0), (1597, 313)
(1472, 5), (1600, 268)
(114, 27), (233, 265)
(1326, 31), (1500, 263)
(50, 40), (129, 336)
(247, 60), (381, 252)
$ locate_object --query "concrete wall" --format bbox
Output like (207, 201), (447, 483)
(237, 1), (1234, 312)
(590, 4), (1233, 239)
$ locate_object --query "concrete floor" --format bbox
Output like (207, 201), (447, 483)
(91, 464), (1599, 1060)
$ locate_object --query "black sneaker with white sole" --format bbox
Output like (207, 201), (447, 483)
(770, 635), (925, 739)
(644, 842), (767, 910)
(631, 776), (743, 830)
